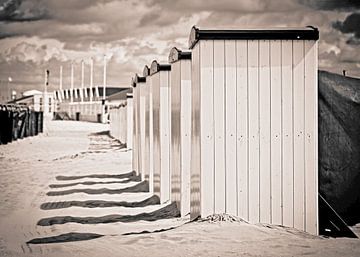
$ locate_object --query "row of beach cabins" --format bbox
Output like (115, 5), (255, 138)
(109, 26), (322, 236)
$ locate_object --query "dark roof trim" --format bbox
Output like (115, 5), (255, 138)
(131, 74), (146, 87)
(150, 60), (171, 75)
(168, 47), (192, 63)
(134, 73), (146, 87)
(143, 65), (150, 77)
(8, 95), (33, 103)
(131, 77), (136, 87)
(189, 25), (319, 49)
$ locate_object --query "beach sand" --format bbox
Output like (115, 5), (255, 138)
(0, 120), (359, 257)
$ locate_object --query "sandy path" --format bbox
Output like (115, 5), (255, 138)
(1, 120), (359, 257)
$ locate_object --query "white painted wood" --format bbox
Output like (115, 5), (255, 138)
(293, 40), (305, 231)
(304, 40), (318, 234)
(190, 44), (201, 219)
(281, 40), (294, 228)
(139, 83), (146, 181)
(190, 37), (317, 235)
(127, 96), (133, 149)
(160, 70), (171, 203)
(259, 40), (271, 224)
(149, 77), (154, 194)
(236, 40), (249, 220)
(168, 70), (172, 202)
(133, 86), (138, 174)
(181, 59), (192, 217)
(270, 40), (283, 225)
(151, 73), (161, 197)
(171, 61), (181, 208)
(214, 40), (226, 214)
(314, 42), (319, 236)
(200, 40), (215, 217)
(136, 83), (142, 177)
(225, 40), (237, 215)
(171, 58), (192, 217)
(144, 81), (150, 181)
(248, 40), (260, 224)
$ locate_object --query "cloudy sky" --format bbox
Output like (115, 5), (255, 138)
(0, 0), (359, 98)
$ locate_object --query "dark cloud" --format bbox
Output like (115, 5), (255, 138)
(299, 0), (360, 11)
(0, 30), (18, 39)
(0, 0), (50, 22)
(1, 0), (360, 96)
(333, 12), (360, 45)
(146, 0), (301, 13)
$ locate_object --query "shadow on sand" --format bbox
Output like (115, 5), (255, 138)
(49, 178), (140, 189)
(55, 171), (137, 181)
(27, 232), (103, 244)
(40, 195), (160, 210)
(46, 181), (149, 196)
(37, 202), (180, 226)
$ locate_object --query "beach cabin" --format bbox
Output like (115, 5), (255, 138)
(108, 89), (133, 148)
(131, 78), (138, 175)
(126, 93), (133, 149)
(142, 66), (151, 185)
(169, 47), (192, 217)
(189, 26), (319, 235)
(132, 74), (146, 178)
(143, 66), (155, 193)
(149, 60), (172, 204)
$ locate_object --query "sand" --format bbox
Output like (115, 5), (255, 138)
(0, 120), (359, 257)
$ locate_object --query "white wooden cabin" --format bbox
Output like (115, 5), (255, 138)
(149, 60), (172, 204)
(189, 26), (319, 235)
(169, 47), (192, 217)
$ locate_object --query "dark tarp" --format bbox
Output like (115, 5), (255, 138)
(0, 105), (43, 144)
(319, 70), (360, 226)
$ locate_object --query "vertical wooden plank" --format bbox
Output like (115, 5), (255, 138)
(259, 40), (271, 224)
(168, 70), (172, 202)
(191, 44), (201, 219)
(314, 42), (319, 235)
(293, 40), (305, 231)
(135, 87), (139, 170)
(181, 59), (192, 217)
(248, 40), (260, 224)
(152, 74), (161, 196)
(281, 41), (294, 228)
(149, 78), (154, 193)
(214, 40), (226, 214)
(144, 81), (150, 181)
(171, 61), (181, 208)
(225, 40), (237, 215)
(160, 70), (171, 203)
(236, 40), (249, 220)
(137, 84), (142, 177)
(140, 83), (146, 181)
(270, 40), (283, 225)
(127, 98), (133, 148)
(304, 40), (318, 234)
(200, 40), (215, 217)
(132, 86), (137, 173)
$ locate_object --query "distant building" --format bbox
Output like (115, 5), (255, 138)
(54, 86), (130, 123)
(8, 90), (55, 116)
(107, 88), (132, 106)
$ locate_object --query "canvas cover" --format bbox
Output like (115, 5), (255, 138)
(319, 70), (360, 225)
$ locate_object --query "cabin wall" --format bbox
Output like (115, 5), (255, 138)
(151, 71), (171, 203)
(132, 87), (138, 174)
(190, 39), (318, 235)
(171, 59), (192, 217)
